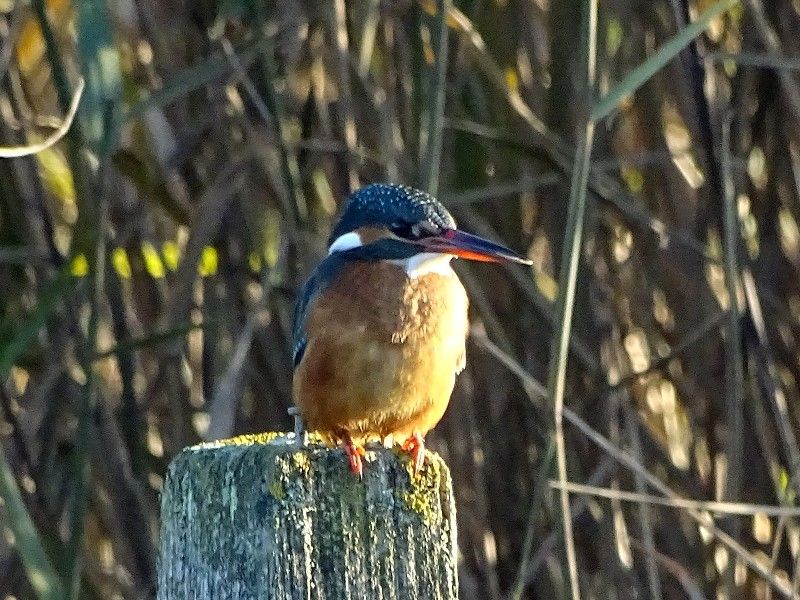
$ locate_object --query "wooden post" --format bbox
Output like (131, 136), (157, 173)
(157, 433), (458, 600)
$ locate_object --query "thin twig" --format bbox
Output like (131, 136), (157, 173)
(420, 0), (449, 197)
(221, 38), (275, 129)
(248, 0), (307, 223)
(547, 2), (599, 597)
(765, 516), (788, 600)
(509, 439), (556, 600)
(549, 481), (800, 517)
(470, 328), (547, 408)
(458, 210), (598, 373)
(206, 314), (257, 441)
(741, 268), (800, 499)
(744, 0), (800, 127)
(609, 309), (728, 390)
(442, 17), (722, 266)
(330, 0), (359, 192)
(0, 78), (85, 158)
(628, 538), (706, 600)
(623, 399), (662, 600)
(704, 51), (800, 71)
(591, 0), (739, 121)
(719, 113), (745, 597)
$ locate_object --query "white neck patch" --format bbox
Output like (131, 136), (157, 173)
(328, 232), (362, 254)
(394, 252), (455, 278)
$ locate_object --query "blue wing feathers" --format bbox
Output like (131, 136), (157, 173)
(291, 254), (349, 367)
(291, 241), (419, 367)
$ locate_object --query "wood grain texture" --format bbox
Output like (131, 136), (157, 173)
(157, 433), (458, 600)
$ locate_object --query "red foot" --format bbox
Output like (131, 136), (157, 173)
(340, 432), (366, 479)
(402, 433), (426, 475)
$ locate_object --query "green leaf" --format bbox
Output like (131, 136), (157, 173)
(0, 268), (74, 600)
(591, 0), (738, 121)
(0, 268), (76, 379)
(0, 453), (66, 600)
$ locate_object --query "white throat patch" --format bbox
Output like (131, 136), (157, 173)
(394, 252), (455, 278)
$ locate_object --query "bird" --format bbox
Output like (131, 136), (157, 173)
(291, 183), (531, 477)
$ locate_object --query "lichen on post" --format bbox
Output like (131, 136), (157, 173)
(157, 433), (458, 600)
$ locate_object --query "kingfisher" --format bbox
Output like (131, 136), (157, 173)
(291, 183), (531, 477)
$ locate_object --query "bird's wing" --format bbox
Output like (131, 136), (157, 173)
(291, 254), (349, 367)
(292, 241), (409, 366)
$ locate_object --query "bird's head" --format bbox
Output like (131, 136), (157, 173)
(327, 183), (532, 267)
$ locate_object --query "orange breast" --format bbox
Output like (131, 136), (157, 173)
(293, 261), (469, 440)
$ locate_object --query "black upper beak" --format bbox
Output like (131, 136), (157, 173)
(419, 229), (532, 265)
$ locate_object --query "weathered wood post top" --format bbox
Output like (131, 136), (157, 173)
(157, 432), (458, 599)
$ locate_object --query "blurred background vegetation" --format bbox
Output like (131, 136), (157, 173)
(1, 0), (800, 598)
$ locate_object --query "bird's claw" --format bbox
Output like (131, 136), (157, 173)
(339, 432), (366, 479)
(344, 443), (366, 478)
(402, 433), (426, 476)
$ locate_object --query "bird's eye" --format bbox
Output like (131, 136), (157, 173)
(390, 221), (439, 240)
(410, 222), (439, 239)
(389, 222), (412, 238)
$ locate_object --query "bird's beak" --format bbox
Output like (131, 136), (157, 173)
(419, 228), (532, 265)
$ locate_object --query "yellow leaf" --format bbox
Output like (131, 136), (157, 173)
(621, 165), (644, 194)
(535, 271), (558, 302)
(419, 0), (438, 16)
(16, 0), (72, 74)
(70, 253), (88, 277)
(504, 67), (518, 93)
(248, 252), (262, 273)
(36, 148), (76, 221)
(141, 241), (165, 279)
(111, 247), (132, 279)
(162, 240), (180, 271)
(16, 19), (45, 74)
(606, 18), (623, 59)
(198, 246), (218, 277)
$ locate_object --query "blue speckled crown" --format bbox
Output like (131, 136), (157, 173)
(328, 184), (456, 245)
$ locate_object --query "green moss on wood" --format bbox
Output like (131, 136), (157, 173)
(267, 478), (285, 500)
(207, 430), (323, 447)
(401, 454), (447, 524)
